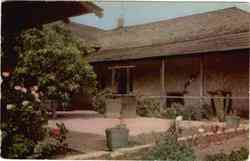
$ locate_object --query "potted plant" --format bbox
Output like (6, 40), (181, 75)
(208, 90), (231, 122)
(212, 90), (226, 122)
(225, 109), (240, 129)
(222, 92), (240, 128)
(105, 116), (129, 151)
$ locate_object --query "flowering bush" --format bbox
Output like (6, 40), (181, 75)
(29, 123), (69, 159)
(50, 123), (69, 153)
(1, 24), (97, 158)
(51, 128), (61, 138)
(1, 72), (48, 158)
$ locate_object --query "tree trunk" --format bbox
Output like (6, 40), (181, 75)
(51, 100), (57, 119)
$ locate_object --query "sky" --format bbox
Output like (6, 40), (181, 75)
(70, 2), (250, 30)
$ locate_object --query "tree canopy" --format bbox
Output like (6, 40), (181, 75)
(14, 24), (97, 103)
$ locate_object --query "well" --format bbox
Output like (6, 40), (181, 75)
(105, 95), (137, 118)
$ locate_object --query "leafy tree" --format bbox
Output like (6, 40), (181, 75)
(1, 23), (98, 158)
(14, 24), (97, 111)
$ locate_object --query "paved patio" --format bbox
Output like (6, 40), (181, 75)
(47, 110), (177, 152)
(48, 110), (248, 153)
(48, 110), (217, 136)
(49, 111), (167, 136)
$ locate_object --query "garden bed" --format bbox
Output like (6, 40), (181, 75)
(62, 125), (248, 160)
(110, 128), (249, 160)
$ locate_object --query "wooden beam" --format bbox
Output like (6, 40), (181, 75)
(139, 95), (249, 99)
(108, 65), (135, 70)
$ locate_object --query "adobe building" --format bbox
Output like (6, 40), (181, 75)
(70, 7), (250, 117)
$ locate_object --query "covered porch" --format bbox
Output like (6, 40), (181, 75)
(94, 49), (249, 118)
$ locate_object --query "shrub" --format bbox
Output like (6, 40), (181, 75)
(144, 121), (196, 161)
(164, 103), (212, 121)
(136, 98), (162, 117)
(163, 103), (188, 119)
(205, 147), (249, 161)
(51, 123), (69, 153)
(32, 141), (56, 159)
(31, 122), (69, 159)
(1, 75), (48, 158)
(136, 97), (212, 121)
(92, 88), (112, 114)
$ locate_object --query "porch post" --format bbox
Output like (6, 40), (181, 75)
(161, 57), (166, 94)
(200, 54), (204, 107)
(126, 68), (130, 94)
(249, 53), (250, 111)
(165, 57), (168, 106)
(161, 57), (166, 108)
(111, 68), (116, 93)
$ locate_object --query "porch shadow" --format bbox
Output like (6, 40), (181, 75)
(52, 110), (104, 120)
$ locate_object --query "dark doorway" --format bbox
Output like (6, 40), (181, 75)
(116, 68), (127, 94)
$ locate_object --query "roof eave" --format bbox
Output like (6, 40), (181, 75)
(87, 32), (250, 63)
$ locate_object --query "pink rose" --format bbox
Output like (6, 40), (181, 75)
(2, 72), (10, 77)
(31, 85), (39, 92)
(35, 97), (41, 102)
(21, 87), (27, 93)
(39, 92), (44, 96)
(51, 128), (60, 138)
(14, 85), (22, 91)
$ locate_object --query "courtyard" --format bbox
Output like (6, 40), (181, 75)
(48, 110), (249, 159)
(2, 1), (249, 160)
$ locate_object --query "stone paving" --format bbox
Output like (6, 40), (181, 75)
(48, 110), (171, 152)
(48, 110), (248, 153)
(49, 110), (170, 136)
(48, 110), (220, 136)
